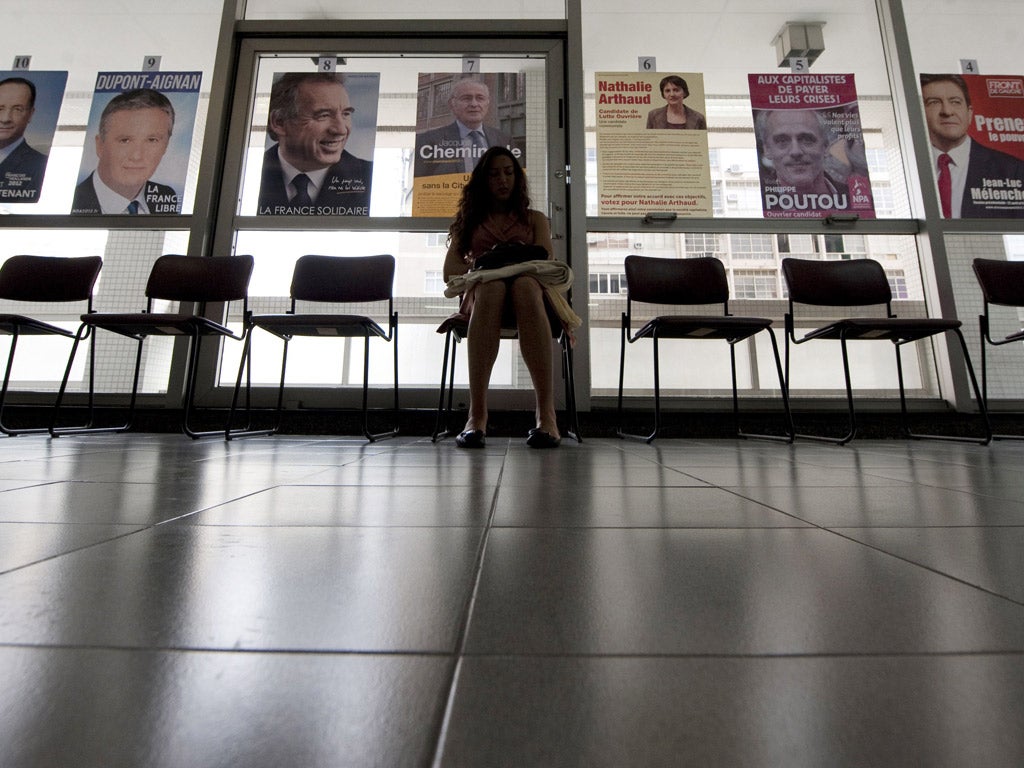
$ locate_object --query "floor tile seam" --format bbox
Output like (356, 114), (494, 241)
(819, 532), (1024, 610)
(453, 649), (1024, 661)
(429, 444), (513, 768)
(801, 525), (1024, 609)
(0, 488), (277, 577)
(713, 487), (1024, 607)
(0, 641), (460, 658)
(485, 524), (815, 531)
(182, 523), (490, 530)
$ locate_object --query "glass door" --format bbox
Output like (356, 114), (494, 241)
(205, 34), (568, 411)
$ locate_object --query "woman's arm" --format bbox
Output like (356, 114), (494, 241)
(443, 240), (470, 282)
(530, 210), (555, 259)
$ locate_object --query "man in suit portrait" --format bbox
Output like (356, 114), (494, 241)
(414, 77), (515, 177)
(72, 88), (179, 214)
(258, 72), (372, 216)
(921, 73), (1024, 219)
(0, 76), (49, 203)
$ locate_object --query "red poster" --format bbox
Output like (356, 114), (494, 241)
(920, 73), (1024, 218)
(749, 73), (875, 220)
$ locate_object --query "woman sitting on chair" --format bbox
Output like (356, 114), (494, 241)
(443, 146), (561, 449)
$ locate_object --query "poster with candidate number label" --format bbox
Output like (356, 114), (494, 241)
(72, 71), (201, 215)
(257, 71), (379, 217)
(749, 73), (875, 220)
(0, 70), (67, 204)
(594, 71), (712, 217)
(920, 73), (1024, 219)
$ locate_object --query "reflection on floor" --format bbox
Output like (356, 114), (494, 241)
(0, 434), (1022, 766)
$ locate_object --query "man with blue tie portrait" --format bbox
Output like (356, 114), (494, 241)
(71, 88), (179, 215)
(414, 77), (516, 178)
(257, 72), (373, 216)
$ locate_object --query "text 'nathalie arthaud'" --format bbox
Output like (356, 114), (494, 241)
(597, 80), (653, 105)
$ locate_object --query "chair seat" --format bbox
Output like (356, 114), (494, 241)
(0, 315), (76, 337)
(802, 316), (961, 342)
(633, 315), (773, 341)
(253, 313), (388, 338)
(82, 312), (233, 338)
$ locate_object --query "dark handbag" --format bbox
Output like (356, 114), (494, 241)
(471, 243), (547, 271)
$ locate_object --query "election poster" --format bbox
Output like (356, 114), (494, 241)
(595, 72), (712, 217)
(749, 73), (875, 220)
(412, 72), (526, 217)
(920, 73), (1024, 218)
(257, 72), (379, 217)
(72, 71), (201, 215)
(0, 71), (67, 204)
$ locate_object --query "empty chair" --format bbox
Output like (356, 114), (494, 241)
(0, 255), (103, 436)
(617, 255), (792, 442)
(972, 257), (1024, 439)
(432, 306), (581, 444)
(782, 256), (990, 444)
(51, 254), (256, 439)
(228, 254), (399, 442)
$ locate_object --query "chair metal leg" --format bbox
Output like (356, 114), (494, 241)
(560, 333), (582, 443)
(362, 333), (399, 443)
(898, 332), (992, 445)
(432, 329), (456, 442)
(225, 329), (277, 440)
(618, 331), (660, 443)
(735, 329), (794, 443)
(51, 328), (142, 437)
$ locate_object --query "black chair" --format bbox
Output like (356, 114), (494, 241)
(781, 256), (991, 445)
(51, 254), (256, 439)
(616, 255), (793, 443)
(227, 254), (399, 442)
(0, 255), (103, 436)
(972, 257), (1024, 440)
(432, 303), (581, 444)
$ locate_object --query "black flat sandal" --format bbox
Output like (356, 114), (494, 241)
(456, 429), (486, 449)
(526, 428), (561, 449)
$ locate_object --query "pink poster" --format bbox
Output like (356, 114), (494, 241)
(920, 73), (1024, 218)
(749, 73), (875, 220)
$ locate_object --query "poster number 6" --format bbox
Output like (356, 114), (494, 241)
(638, 57), (656, 72)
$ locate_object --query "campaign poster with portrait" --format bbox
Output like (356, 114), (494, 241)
(920, 73), (1024, 219)
(412, 72), (526, 217)
(72, 72), (201, 215)
(594, 71), (712, 217)
(257, 72), (379, 217)
(0, 70), (67, 204)
(749, 73), (875, 220)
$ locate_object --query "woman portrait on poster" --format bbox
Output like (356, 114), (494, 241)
(646, 75), (707, 130)
(442, 146), (567, 450)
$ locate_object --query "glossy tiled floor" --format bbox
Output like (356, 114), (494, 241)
(1, 433), (1023, 767)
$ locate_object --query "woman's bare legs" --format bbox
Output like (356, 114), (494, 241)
(464, 280), (507, 433)
(510, 276), (560, 438)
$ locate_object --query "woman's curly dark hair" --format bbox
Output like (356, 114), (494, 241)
(447, 146), (531, 255)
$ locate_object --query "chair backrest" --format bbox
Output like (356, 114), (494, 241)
(973, 258), (1024, 307)
(782, 257), (891, 307)
(291, 254), (395, 304)
(145, 255), (254, 303)
(624, 255), (729, 306)
(0, 255), (103, 303)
